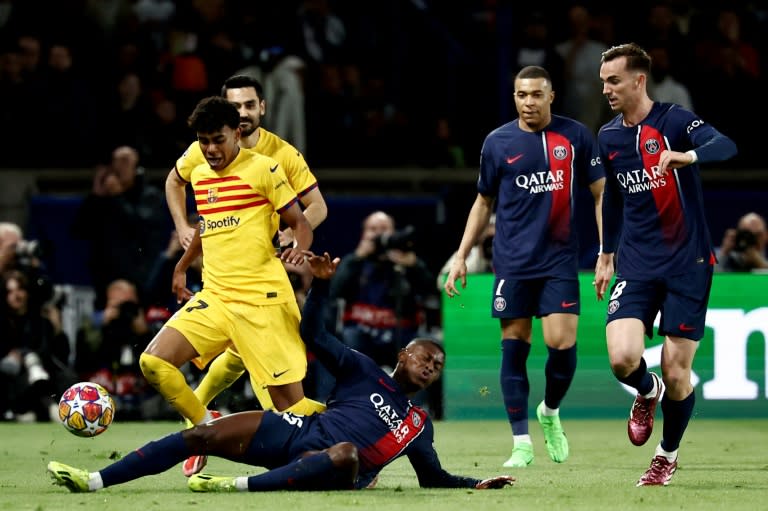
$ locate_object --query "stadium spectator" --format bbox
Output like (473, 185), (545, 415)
(331, 211), (435, 371)
(444, 66), (605, 468)
(691, 8), (761, 166)
(47, 251), (515, 493)
(716, 212), (768, 272)
(594, 42), (738, 486)
(143, 219), (203, 313)
(70, 145), (169, 309)
(555, 4), (610, 134)
(0, 269), (73, 422)
(73, 279), (156, 420)
(647, 46), (693, 110)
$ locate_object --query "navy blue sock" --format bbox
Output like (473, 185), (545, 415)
(615, 357), (654, 395)
(101, 433), (189, 487)
(544, 344), (577, 409)
(247, 452), (337, 491)
(500, 339), (531, 435)
(660, 390), (695, 452)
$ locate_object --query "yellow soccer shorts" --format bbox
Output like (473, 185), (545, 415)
(165, 288), (307, 386)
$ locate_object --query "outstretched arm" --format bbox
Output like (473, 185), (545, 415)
(300, 251), (354, 374)
(407, 424), (515, 489)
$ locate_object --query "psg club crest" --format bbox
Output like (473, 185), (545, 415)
(607, 300), (620, 315)
(207, 188), (219, 203)
(494, 296), (507, 312)
(552, 145), (568, 160)
(644, 138), (660, 155)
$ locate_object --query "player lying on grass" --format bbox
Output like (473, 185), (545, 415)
(48, 251), (515, 492)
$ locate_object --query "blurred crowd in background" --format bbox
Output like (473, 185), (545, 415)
(0, 0), (766, 169)
(1, 0), (767, 422)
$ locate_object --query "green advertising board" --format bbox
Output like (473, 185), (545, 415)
(442, 272), (768, 419)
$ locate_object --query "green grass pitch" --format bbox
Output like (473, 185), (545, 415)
(2, 418), (766, 511)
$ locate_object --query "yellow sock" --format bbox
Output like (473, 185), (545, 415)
(282, 397), (327, 416)
(139, 352), (207, 425)
(250, 372), (326, 415)
(194, 348), (246, 407)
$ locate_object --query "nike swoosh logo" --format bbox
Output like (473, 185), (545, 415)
(269, 164), (278, 173)
(273, 369), (289, 378)
(561, 301), (578, 308)
(378, 377), (396, 392)
(608, 151), (619, 160)
(678, 323), (696, 332)
(506, 154), (523, 164)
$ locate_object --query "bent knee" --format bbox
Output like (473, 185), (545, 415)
(182, 425), (219, 453)
(139, 352), (163, 378)
(661, 367), (690, 391)
(609, 356), (638, 378)
(328, 442), (359, 469)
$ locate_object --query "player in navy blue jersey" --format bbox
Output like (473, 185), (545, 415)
(444, 66), (605, 468)
(47, 251), (514, 493)
(593, 43), (737, 487)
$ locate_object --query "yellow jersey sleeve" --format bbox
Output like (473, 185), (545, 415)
(254, 128), (319, 197)
(175, 141), (206, 182)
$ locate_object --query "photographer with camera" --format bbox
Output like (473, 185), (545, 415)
(74, 279), (156, 420)
(1, 269), (74, 422)
(0, 222), (61, 342)
(70, 146), (169, 309)
(330, 212), (436, 372)
(716, 212), (768, 272)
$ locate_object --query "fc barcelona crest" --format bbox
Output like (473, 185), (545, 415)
(207, 188), (218, 203)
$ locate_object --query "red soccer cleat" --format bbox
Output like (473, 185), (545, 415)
(628, 372), (661, 446)
(636, 455), (677, 486)
(182, 410), (223, 477)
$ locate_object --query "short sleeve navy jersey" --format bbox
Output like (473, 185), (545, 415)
(299, 279), (481, 489)
(598, 102), (735, 278)
(478, 114), (604, 278)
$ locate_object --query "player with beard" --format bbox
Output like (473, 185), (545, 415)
(166, 76), (329, 476)
(48, 251), (515, 493)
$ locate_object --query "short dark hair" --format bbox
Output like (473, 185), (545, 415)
(515, 65), (552, 84)
(221, 75), (265, 100)
(601, 43), (651, 73)
(187, 96), (240, 133)
(406, 337), (445, 356)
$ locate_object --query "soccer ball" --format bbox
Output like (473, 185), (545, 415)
(58, 382), (116, 437)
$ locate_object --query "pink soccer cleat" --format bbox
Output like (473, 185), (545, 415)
(628, 372), (661, 446)
(636, 455), (677, 486)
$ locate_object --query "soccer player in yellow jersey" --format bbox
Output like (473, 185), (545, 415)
(168, 75), (326, 249)
(166, 79), (328, 476)
(140, 97), (314, 467)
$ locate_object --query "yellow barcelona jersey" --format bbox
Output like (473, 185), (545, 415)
(180, 148), (298, 305)
(175, 127), (318, 198)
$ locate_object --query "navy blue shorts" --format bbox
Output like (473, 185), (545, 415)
(244, 412), (332, 469)
(491, 276), (580, 319)
(605, 264), (713, 340)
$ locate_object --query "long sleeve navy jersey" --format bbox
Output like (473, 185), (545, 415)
(300, 278), (481, 489)
(599, 102), (737, 278)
